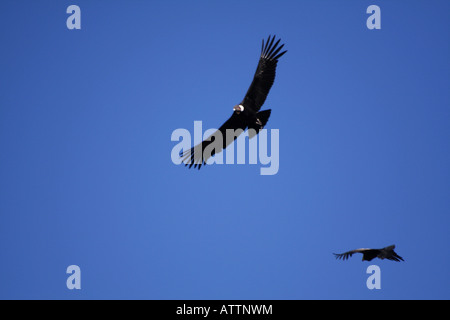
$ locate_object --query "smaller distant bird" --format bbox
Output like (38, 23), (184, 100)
(333, 245), (404, 262)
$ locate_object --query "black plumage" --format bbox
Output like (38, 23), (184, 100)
(181, 35), (287, 169)
(333, 245), (404, 262)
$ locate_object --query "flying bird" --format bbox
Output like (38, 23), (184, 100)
(333, 245), (404, 262)
(181, 35), (287, 169)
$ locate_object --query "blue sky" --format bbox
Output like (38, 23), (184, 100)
(0, 0), (449, 299)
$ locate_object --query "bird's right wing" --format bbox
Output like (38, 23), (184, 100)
(180, 113), (248, 169)
(333, 248), (368, 261)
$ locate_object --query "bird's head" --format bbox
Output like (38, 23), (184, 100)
(233, 104), (244, 114)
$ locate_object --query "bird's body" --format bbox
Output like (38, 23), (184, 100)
(181, 35), (287, 169)
(334, 245), (404, 262)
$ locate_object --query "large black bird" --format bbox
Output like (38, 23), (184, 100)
(181, 35), (287, 169)
(333, 245), (404, 262)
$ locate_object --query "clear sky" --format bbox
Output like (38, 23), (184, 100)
(0, 0), (449, 300)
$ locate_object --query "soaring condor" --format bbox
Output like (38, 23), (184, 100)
(333, 245), (404, 262)
(181, 35), (287, 169)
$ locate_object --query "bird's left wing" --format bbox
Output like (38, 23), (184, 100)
(387, 250), (404, 262)
(241, 35), (287, 112)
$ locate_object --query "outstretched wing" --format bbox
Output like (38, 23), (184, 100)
(241, 35), (287, 112)
(333, 248), (370, 261)
(383, 245), (405, 262)
(380, 244), (405, 262)
(180, 113), (247, 169)
(386, 251), (404, 262)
